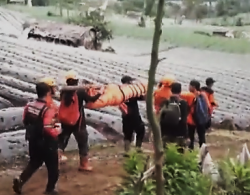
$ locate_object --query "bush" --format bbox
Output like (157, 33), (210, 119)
(117, 144), (212, 195)
(67, 13), (112, 41)
(118, 144), (250, 195)
(163, 145), (212, 195)
(215, 0), (241, 17)
(235, 17), (243, 26)
(118, 151), (156, 194)
(217, 158), (250, 194)
(32, 0), (48, 6)
(112, 0), (158, 17)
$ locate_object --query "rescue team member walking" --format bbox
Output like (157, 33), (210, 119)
(154, 75), (175, 113)
(13, 82), (61, 195)
(159, 82), (188, 153)
(201, 77), (218, 129)
(39, 77), (59, 111)
(181, 80), (211, 150)
(119, 76), (145, 154)
(40, 77), (57, 96)
(57, 70), (103, 171)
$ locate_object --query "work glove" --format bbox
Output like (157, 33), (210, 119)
(54, 123), (62, 134)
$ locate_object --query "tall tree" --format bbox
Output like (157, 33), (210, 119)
(146, 0), (165, 194)
(144, 0), (155, 16)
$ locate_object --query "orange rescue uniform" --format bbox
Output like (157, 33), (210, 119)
(201, 86), (218, 112)
(181, 91), (212, 126)
(153, 75), (175, 113)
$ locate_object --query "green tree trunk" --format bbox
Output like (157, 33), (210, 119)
(59, 0), (63, 16)
(144, 0), (155, 16)
(146, 0), (165, 194)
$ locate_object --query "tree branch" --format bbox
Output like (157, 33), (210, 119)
(146, 0), (165, 195)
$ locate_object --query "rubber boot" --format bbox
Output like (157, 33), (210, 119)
(13, 163), (34, 194)
(123, 140), (131, 157)
(58, 149), (68, 164)
(13, 178), (23, 194)
(44, 190), (59, 195)
(136, 140), (143, 153)
(78, 156), (93, 172)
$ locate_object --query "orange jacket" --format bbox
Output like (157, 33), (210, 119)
(201, 86), (218, 110)
(181, 91), (212, 126)
(154, 87), (172, 113)
(153, 75), (175, 113)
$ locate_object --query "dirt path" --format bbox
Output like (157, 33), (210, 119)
(0, 144), (126, 195)
(0, 130), (250, 195)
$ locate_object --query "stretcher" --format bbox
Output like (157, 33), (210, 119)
(85, 82), (147, 109)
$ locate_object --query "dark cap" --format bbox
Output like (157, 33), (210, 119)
(206, 77), (216, 85)
(121, 75), (135, 84)
(171, 82), (182, 94)
(189, 79), (200, 90)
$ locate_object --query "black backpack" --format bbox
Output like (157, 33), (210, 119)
(160, 99), (181, 126)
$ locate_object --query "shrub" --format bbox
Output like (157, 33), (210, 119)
(217, 158), (250, 194)
(163, 145), (212, 195)
(215, 0), (242, 17)
(67, 13), (113, 41)
(112, 0), (159, 17)
(117, 151), (156, 194)
(117, 144), (212, 195)
(118, 144), (250, 195)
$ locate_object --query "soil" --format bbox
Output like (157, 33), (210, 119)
(0, 130), (250, 195)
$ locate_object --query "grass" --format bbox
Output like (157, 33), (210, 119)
(4, 4), (250, 53)
(3, 4), (75, 21)
(203, 13), (250, 27)
(110, 19), (250, 53)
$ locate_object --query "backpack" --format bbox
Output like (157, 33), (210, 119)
(193, 94), (210, 126)
(25, 103), (48, 142)
(58, 92), (80, 126)
(160, 99), (181, 126)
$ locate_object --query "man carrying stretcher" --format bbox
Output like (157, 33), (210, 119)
(119, 76), (146, 155)
(58, 70), (104, 171)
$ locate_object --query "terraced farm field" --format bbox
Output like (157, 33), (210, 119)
(0, 5), (250, 195)
(0, 8), (250, 154)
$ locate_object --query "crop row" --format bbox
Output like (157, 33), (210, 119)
(0, 8), (24, 36)
(0, 36), (249, 129)
(0, 128), (109, 161)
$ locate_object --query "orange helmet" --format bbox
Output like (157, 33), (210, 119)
(39, 77), (57, 87)
(160, 74), (175, 87)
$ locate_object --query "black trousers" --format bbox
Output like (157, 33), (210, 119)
(20, 141), (59, 191)
(206, 119), (212, 129)
(122, 117), (145, 146)
(188, 124), (206, 150)
(58, 124), (89, 157)
(162, 136), (186, 153)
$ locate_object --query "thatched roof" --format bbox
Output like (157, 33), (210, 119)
(27, 21), (99, 49)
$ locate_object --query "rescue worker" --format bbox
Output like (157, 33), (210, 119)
(13, 82), (61, 195)
(153, 75), (175, 113)
(159, 82), (188, 153)
(119, 76), (145, 154)
(58, 70), (103, 171)
(40, 77), (57, 96)
(39, 77), (58, 111)
(181, 80), (211, 150)
(201, 77), (218, 130)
